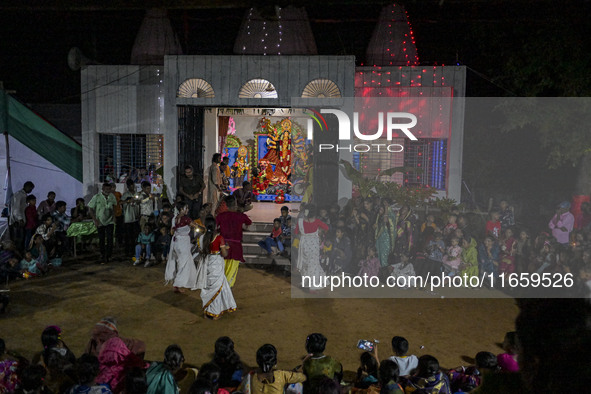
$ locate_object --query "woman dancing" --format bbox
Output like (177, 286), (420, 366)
(296, 204), (329, 290)
(165, 202), (199, 293)
(196, 215), (237, 320)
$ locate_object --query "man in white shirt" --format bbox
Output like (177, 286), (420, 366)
(9, 181), (34, 251)
(388, 336), (419, 376)
(121, 179), (140, 257)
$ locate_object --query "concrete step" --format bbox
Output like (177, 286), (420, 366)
(246, 222), (274, 232)
(244, 254), (291, 266)
(243, 242), (266, 255)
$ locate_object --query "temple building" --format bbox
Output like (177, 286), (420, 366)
(81, 4), (465, 204)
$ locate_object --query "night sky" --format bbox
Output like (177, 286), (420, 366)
(2, 0), (588, 104)
(0, 0), (588, 214)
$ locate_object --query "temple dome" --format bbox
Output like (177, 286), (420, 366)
(366, 3), (419, 66)
(234, 5), (317, 55)
(131, 8), (183, 65)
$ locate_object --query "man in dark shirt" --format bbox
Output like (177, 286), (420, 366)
(178, 165), (205, 219)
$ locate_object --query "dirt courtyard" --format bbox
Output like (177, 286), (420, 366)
(1, 257), (519, 373)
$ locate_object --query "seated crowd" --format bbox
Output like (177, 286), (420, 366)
(290, 196), (591, 296)
(2, 297), (591, 393)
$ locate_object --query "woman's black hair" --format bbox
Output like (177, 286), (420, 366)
(176, 201), (189, 213)
(359, 351), (378, 379)
(188, 378), (215, 394)
(0, 338), (5, 355)
(212, 337), (242, 388)
(256, 344), (277, 373)
(20, 364), (47, 391)
(224, 195), (237, 208)
(313, 376), (341, 394)
(41, 326), (61, 349)
(76, 354), (100, 385)
(43, 348), (68, 373)
(125, 367), (148, 394)
(196, 362), (221, 392)
(200, 215), (217, 258)
(305, 333), (327, 354)
(305, 204), (317, 219)
(417, 355), (440, 378)
(164, 344), (184, 371)
(214, 336), (236, 361)
(475, 351), (499, 371)
(378, 359), (400, 386)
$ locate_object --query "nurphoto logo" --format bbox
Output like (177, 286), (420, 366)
(305, 108), (418, 153)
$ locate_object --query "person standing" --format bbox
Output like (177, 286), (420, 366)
(207, 153), (222, 210)
(139, 181), (157, 232)
(112, 185), (124, 249)
(52, 201), (71, 257)
(548, 201), (575, 246)
(165, 202), (199, 293)
(88, 183), (117, 263)
(121, 179), (140, 258)
(9, 181), (34, 251)
(215, 195), (252, 287)
(178, 165), (205, 220)
(295, 205), (329, 291)
(37, 191), (56, 221)
(195, 215), (237, 320)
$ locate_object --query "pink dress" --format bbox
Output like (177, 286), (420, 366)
(358, 256), (380, 277)
(96, 337), (148, 393)
(442, 245), (462, 270)
(497, 353), (519, 372)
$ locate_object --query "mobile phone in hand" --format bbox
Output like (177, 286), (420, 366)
(357, 339), (374, 352)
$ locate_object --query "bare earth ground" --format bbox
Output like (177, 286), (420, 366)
(1, 256), (518, 374)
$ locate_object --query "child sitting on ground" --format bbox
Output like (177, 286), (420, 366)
(358, 245), (380, 278)
(20, 251), (41, 277)
(388, 253), (416, 289)
(0, 243), (22, 283)
(29, 234), (49, 274)
(134, 224), (155, 267)
(442, 237), (462, 276)
(354, 351), (379, 390)
(497, 331), (519, 372)
(388, 336), (418, 377)
(258, 218), (285, 256)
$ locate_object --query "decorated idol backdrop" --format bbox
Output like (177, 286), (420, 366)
(219, 113), (308, 202)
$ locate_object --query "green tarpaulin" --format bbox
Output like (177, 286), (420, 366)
(1, 90), (82, 181)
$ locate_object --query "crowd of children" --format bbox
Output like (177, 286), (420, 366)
(0, 324), (522, 394)
(4, 297), (590, 393)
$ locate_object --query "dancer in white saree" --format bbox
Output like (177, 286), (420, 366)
(195, 215), (237, 320)
(296, 205), (329, 290)
(165, 202), (199, 293)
